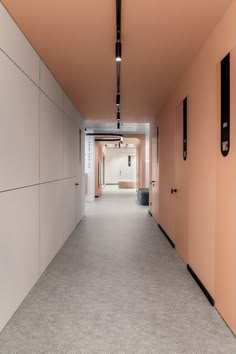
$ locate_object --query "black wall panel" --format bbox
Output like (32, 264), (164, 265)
(220, 53), (230, 157)
(183, 97), (187, 161)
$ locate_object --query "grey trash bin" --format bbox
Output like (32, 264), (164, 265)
(138, 188), (149, 206)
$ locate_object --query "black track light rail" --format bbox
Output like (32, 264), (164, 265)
(115, 0), (122, 130)
(116, 0), (121, 41)
(117, 62), (121, 94)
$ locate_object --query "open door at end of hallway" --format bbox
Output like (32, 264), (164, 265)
(173, 98), (189, 264)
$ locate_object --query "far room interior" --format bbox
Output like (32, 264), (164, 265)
(84, 122), (150, 201)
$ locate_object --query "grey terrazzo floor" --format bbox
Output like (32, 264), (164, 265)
(0, 185), (235, 353)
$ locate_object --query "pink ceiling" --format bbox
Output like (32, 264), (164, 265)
(1, 0), (232, 123)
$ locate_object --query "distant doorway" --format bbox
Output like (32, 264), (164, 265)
(104, 146), (137, 188)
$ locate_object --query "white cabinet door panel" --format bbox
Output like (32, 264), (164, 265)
(40, 92), (64, 183)
(0, 3), (39, 85)
(0, 186), (39, 332)
(40, 180), (64, 274)
(63, 115), (76, 178)
(64, 178), (76, 242)
(0, 51), (39, 192)
(63, 93), (84, 127)
(63, 93), (78, 125)
(40, 61), (63, 109)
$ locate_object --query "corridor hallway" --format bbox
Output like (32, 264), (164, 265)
(0, 186), (235, 353)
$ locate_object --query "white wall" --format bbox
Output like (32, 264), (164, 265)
(0, 3), (85, 333)
(105, 147), (136, 184)
(105, 147), (119, 183)
(85, 134), (95, 201)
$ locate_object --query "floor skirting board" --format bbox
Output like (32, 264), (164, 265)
(158, 224), (175, 248)
(187, 264), (214, 306)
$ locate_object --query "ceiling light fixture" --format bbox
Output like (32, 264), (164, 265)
(116, 93), (120, 106)
(115, 42), (122, 62)
(86, 132), (123, 142)
(86, 132), (123, 138)
(95, 138), (121, 142)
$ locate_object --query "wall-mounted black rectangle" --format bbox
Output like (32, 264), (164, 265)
(183, 97), (187, 161)
(158, 224), (175, 248)
(128, 155), (131, 166)
(220, 53), (230, 157)
(79, 129), (82, 163)
(187, 264), (214, 306)
(156, 126), (159, 163)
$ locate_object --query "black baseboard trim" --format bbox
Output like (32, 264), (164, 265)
(187, 264), (214, 306)
(158, 224), (175, 248)
(148, 210), (152, 216)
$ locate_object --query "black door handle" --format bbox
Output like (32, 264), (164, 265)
(171, 188), (177, 194)
(75, 183), (79, 186)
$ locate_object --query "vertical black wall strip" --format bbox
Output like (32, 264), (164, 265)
(79, 129), (82, 164)
(183, 97), (187, 161)
(156, 126), (159, 163)
(128, 155), (131, 166)
(220, 53), (230, 157)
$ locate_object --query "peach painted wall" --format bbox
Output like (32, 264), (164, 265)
(124, 134), (146, 189)
(136, 141), (143, 189)
(158, 104), (175, 239)
(215, 46), (236, 333)
(154, 0), (236, 332)
(95, 142), (103, 197)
